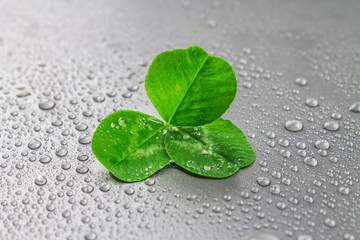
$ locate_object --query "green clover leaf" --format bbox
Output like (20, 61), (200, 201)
(92, 46), (255, 182)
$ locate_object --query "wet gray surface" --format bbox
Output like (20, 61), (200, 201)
(0, 0), (359, 239)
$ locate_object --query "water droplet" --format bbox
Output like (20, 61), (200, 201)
(257, 177), (271, 187)
(285, 120), (303, 132)
(122, 92), (132, 98)
(118, 117), (126, 127)
(77, 154), (89, 161)
(99, 182), (112, 192)
(84, 232), (97, 240)
(145, 178), (155, 186)
(244, 233), (280, 240)
(76, 165), (89, 174)
(349, 102), (360, 113)
(297, 234), (313, 240)
(56, 173), (66, 181)
(304, 157), (317, 167)
(323, 121), (339, 131)
(78, 134), (92, 144)
(82, 185), (94, 193)
(51, 120), (63, 127)
(324, 218), (336, 228)
(16, 90), (31, 98)
(106, 91), (117, 97)
(314, 140), (330, 149)
(34, 176), (47, 186)
(295, 77), (307, 86)
(55, 147), (68, 157)
(28, 140), (41, 150)
(124, 186), (135, 195)
(46, 204), (56, 212)
(39, 155), (52, 164)
(270, 185), (281, 195)
(75, 122), (88, 131)
(305, 98), (319, 107)
(62, 210), (71, 218)
(339, 187), (350, 195)
(38, 99), (56, 110)
(93, 95), (105, 103)
(331, 112), (342, 120)
(82, 110), (93, 117)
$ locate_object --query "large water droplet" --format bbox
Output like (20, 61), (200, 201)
(55, 147), (68, 157)
(323, 121), (339, 131)
(76, 165), (89, 174)
(305, 98), (319, 107)
(285, 120), (303, 132)
(39, 155), (52, 164)
(28, 140), (41, 150)
(314, 140), (330, 149)
(38, 99), (56, 110)
(78, 134), (92, 144)
(257, 177), (271, 187)
(349, 102), (360, 113)
(34, 176), (47, 186)
(304, 157), (317, 167)
(295, 77), (307, 86)
(124, 186), (135, 195)
(99, 182), (112, 192)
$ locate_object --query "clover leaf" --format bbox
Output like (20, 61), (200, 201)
(165, 118), (255, 178)
(145, 46), (237, 126)
(91, 46), (255, 182)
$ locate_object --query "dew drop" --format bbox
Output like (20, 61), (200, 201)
(28, 140), (41, 150)
(75, 122), (88, 131)
(304, 157), (317, 167)
(76, 165), (89, 174)
(323, 121), (340, 131)
(55, 147), (68, 157)
(324, 218), (336, 228)
(305, 98), (319, 107)
(124, 186), (135, 195)
(34, 176), (47, 186)
(314, 140), (330, 150)
(349, 102), (360, 113)
(82, 185), (94, 193)
(38, 99), (56, 110)
(39, 155), (52, 164)
(295, 77), (307, 86)
(99, 182), (112, 192)
(78, 134), (92, 144)
(285, 120), (303, 132)
(257, 177), (271, 187)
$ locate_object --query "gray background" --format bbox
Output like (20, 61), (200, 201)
(0, 0), (359, 239)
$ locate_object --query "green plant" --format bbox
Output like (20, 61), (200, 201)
(91, 46), (255, 182)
